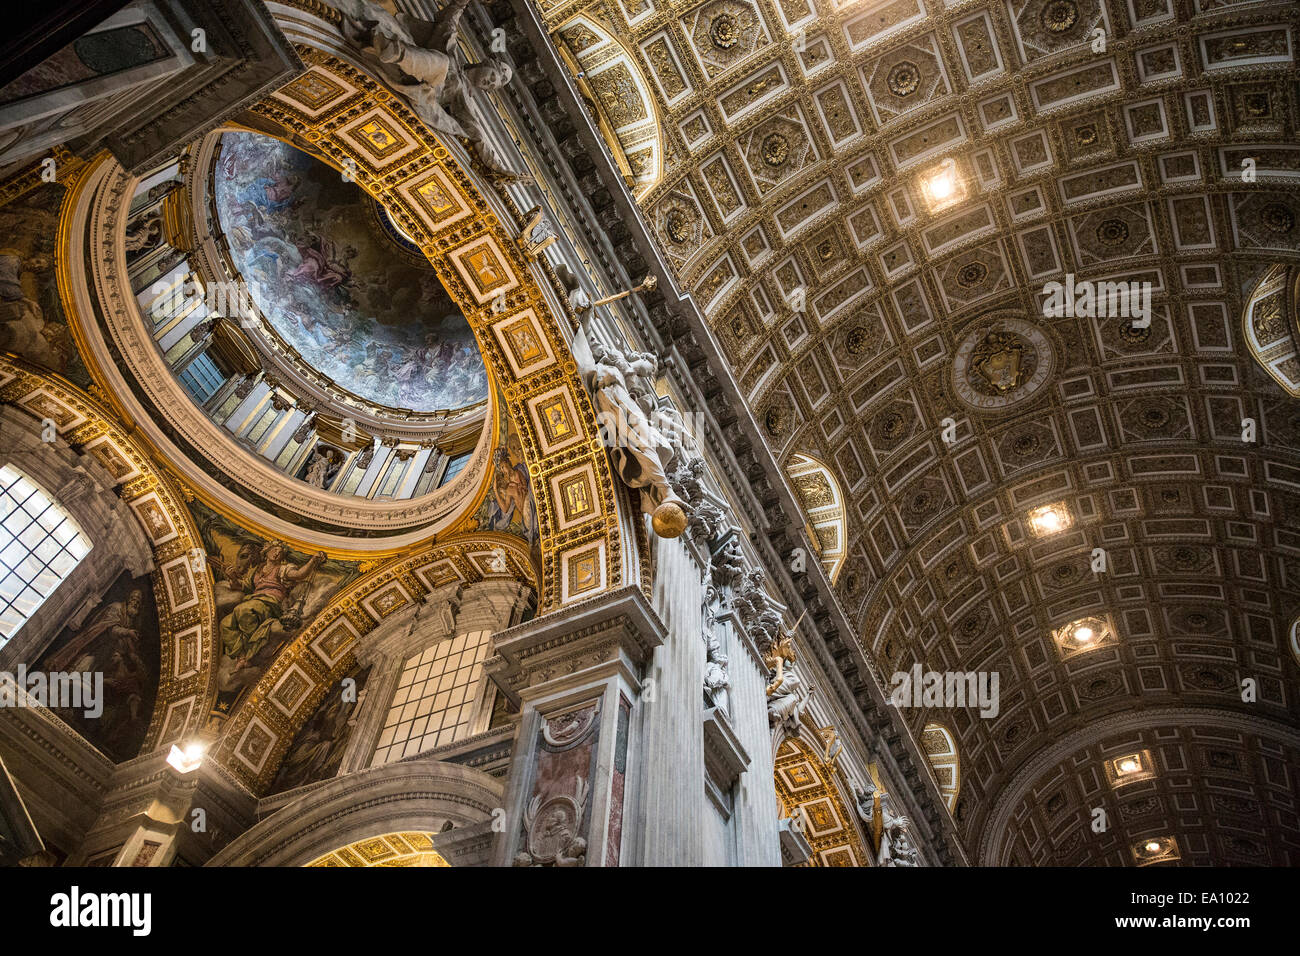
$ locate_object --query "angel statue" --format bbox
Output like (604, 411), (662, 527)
(567, 304), (690, 537)
(856, 780), (920, 867)
(763, 631), (806, 730)
(329, 0), (530, 182)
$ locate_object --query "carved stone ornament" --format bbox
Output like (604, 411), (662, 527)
(512, 776), (589, 867)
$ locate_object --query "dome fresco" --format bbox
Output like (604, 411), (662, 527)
(211, 131), (488, 411)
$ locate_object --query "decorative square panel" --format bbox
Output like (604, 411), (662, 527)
(158, 696), (194, 746)
(129, 491), (178, 545)
(413, 557), (466, 591)
(798, 796), (843, 837)
(82, 434), (141, 484)
(527, 385), (583, 455)
(682, 0), (771, 80)
(491, 308), (555, 378)
(819, 845), (858, 866)
(336, 108), (422, 168)
(642, 32), (692, 105)
(1124, 97), (1169, 144)
(395, 164), (472, 232)
(654, 183), (714, 264)
(159, 555), (199, 612)
(1007, 0), (1109, 64)
(235, 717), (277, 774)
(778, 759), (821, 791)
(17, 389), (86, 433)
(172, 624), (201, 681)
(450, 237), (519, 303)
(272, 69), (354, 119)
(863, 34), (951, 126)
(310, 613), (360, 667)
(270, 664), (314, 716)
(362, 580), (413, 619)
(549, 462), (601, 531)
(561, 540), (606, 603)
(1070, 203), (1157, 264)
(953, 10), (1004, 81)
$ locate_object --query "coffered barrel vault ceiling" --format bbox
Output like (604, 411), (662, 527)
(535, 0), (1300, 863)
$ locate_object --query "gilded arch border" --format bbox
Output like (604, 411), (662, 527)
(0, 355), (217, 754)
(249, 44), (627, 612)
(213, 531), (538, 792)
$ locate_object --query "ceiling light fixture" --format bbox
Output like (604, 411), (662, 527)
(919, 158), (964, 213)
(1027, 503), (1071, 537)
(1108, 750), (1153, 788)
(1053, 616), (1112, 657)
(167, 741), (208, 774)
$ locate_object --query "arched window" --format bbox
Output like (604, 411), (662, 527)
(921, 722), (960, 813)
(785, 454), (847, 583)
(0, 465), (92, 645)
(369, 628), (495, 766)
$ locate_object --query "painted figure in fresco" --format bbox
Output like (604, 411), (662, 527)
(210, 541), (260, 619)
(270, 666), (370, 793)
(288, 235), (357, 293)
(236, 171), (300, 213)
(0, 187), (88, 385)
(217, 544), (326, 691)
(47, 588), (145, 675)
(484, 432), (536, 543)
(39, 581), (156, 756)
(0, 249), (66, 371)
(211, 131), (489, 411)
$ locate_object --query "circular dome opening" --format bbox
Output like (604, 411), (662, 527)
(211, 131), (488, 413)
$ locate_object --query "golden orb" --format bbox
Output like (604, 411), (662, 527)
(652, 500), (688, 538)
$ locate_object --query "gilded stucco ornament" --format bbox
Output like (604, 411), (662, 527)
(329, 0), (529, 182)
(950, 317), (1054, 412)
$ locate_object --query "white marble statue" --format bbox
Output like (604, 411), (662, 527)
(703, 632), (730, 715)
(764, 634), (805, 730)
(857, 781), (920, 867)
(570, 314), (689, 537)
(329, 0), (528, 181)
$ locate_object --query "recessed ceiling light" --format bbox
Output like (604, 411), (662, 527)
(919, 159), (964, 212)
(1119, 757), (1140, 774)
(1027, 503), (1070, 537)
(1145, 840), (1161, 853)
(1054, 616), (1112, 656)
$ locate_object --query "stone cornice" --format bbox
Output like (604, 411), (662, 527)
(485, 584), (666, 706)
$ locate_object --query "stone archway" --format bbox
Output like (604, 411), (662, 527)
(205, 758), (502, 867)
